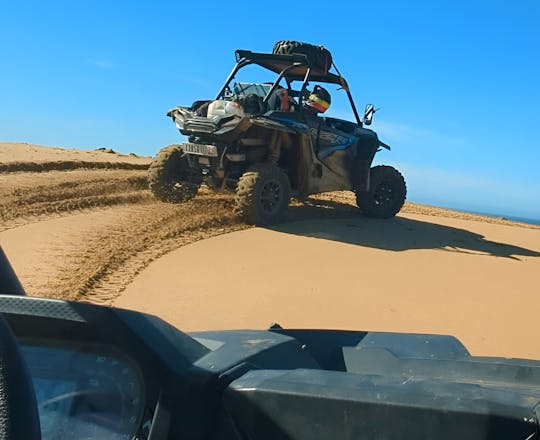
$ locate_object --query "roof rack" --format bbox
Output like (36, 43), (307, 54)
(234, 50), (344, 85)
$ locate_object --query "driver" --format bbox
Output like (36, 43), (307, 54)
(303, 85), (331, 114)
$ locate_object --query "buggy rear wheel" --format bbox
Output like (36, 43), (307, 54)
(148, 145), (202, 203)
(355, 165), (406, 218)
(235, 164), (291, 225)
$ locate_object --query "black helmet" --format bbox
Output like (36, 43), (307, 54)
(306, 85), (331, 113)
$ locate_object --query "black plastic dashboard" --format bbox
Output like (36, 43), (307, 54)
(0, 295), (184, 439)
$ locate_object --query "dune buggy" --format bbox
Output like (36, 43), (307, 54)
(149, 41), (406, 225)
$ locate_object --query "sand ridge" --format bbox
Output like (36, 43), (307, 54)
(0, 142), (151, 165)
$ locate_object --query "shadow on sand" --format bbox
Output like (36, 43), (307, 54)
(276, 199), (540, 261)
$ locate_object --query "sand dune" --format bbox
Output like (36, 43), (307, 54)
(0, 142), (150, 165)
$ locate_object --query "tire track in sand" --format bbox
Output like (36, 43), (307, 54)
(17, 193), (248, 304)
(0, 162), (247, 303)
(0, 170), (151, 228)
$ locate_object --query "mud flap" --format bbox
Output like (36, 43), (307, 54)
(352, 159), (371, 192)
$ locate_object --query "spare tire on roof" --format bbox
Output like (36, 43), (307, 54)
(272, 41), (333, 73)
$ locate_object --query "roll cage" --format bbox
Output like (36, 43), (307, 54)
(216, 50), (362, 125)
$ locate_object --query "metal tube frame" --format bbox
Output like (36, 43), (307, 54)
(216, 55), (362, 125)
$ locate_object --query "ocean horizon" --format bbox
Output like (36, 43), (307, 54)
(454, 209), (539, 226)
(502, 215), (540, 226)
(412, 200), (540, 226)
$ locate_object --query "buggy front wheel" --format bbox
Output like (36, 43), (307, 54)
(235, 164), (291, 225)
(355, 165), (406, 218)
(148, 145), (202, 203)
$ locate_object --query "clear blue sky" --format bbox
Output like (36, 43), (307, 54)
(1, 1), (539, 219)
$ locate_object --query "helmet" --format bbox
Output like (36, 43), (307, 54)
(306, 85), (331, 113)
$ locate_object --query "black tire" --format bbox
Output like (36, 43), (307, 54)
(235, 163), (291, 225)
(272, 41), (333, 73)
(148, 145), (202, 203)
(355, 165), (407, 218)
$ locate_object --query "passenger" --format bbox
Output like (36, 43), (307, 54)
(267, 86), (296, 112)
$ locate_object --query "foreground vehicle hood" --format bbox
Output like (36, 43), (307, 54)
(199, 329), (540, 439)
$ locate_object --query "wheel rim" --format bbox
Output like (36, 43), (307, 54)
(373, 181), (395, 206)
(260, 180), (282, 215)
(171, 168), (200, 191)
(173, 181), (197, 190)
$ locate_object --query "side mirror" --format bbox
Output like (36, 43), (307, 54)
(363, 103), (376, 125)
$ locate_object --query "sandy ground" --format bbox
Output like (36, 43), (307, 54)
(116, 215), (540, 360)
(2, 142), (540, 360)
